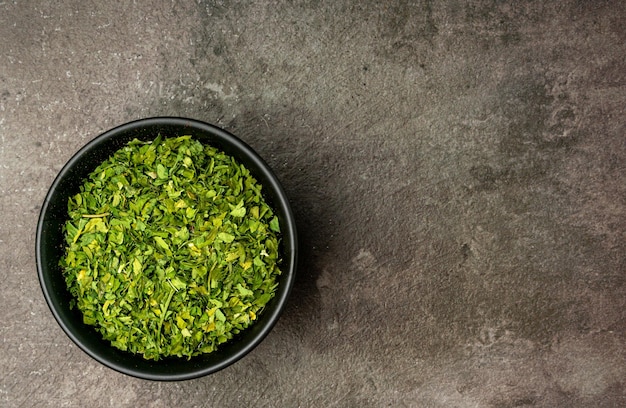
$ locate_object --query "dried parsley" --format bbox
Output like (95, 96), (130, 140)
(61, 135), (282, 360)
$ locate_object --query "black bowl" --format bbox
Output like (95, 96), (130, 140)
(36, 117), (297, 380)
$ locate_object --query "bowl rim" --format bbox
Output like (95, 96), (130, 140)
(36, 117), (298, 380)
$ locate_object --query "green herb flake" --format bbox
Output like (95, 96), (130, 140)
(61, 136), (282, 360)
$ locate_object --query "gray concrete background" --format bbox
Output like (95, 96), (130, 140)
(1, 1), (625, 407)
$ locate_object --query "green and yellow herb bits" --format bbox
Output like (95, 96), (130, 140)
(61, 136), (281, 360)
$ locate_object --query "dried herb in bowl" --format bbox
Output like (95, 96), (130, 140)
(61, 135), (281, 360)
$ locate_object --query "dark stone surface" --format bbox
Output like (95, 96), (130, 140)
(1, 1), (624, 406)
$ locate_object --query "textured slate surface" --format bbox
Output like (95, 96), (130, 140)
(1, 1), (624, 406)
